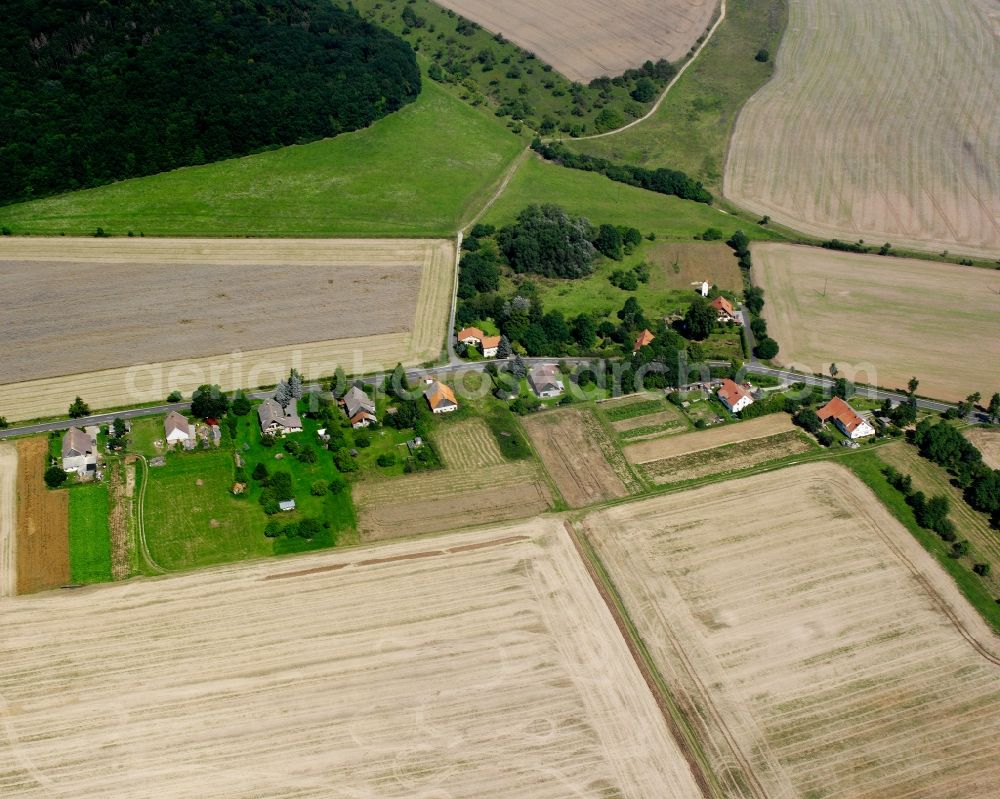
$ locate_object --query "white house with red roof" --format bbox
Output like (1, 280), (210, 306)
(817, 397), (875, 439)
(717, 378), (754, 414)
(709, 296), (739, 323)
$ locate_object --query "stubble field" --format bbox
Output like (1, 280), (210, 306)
(0, 521), (702, 798)
(522, 408), (641, 507)
(0, 237), (454, 421)
(582, 463), (1000, 798)
(14, 438), (69, 594)
(753, 243), (1000, 401)
(431, 0), (717, 83)
(965, 427), (1000, 470)
(725, 0), (1000, 257)
(0, 442), (17, 598)
(353, 449), (553, 542)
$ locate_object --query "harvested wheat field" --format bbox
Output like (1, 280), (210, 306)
(646, 242), (744, 293)
(0, 237), (454, 421)
(726, 0), (1000, 257)
(640, 430), (813, 484)
(353, 460), (552, 541)
(753, 243), (1000, 401)
(581, 463), (1000, 799)
(0, 442), (17, 598)
(14, 438), (69, 594)
(432, 0), (717, 83)
(965, 427), (1000, 470)
(0, 520), (703, 798)
(625, 412), (796, 463)
(523, 408), (641, 508)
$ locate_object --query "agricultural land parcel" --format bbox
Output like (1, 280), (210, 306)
(353, 419), (553, 541)
(599, 393), (689, 440)
(0, 81), (523, 238)
(0, 521), (702, 798)
(14, 438), (69, 594)
(0, 442), (16, 598)
(522, 408), (641, 508)
(430, 0), (717, 83)
(753, 243), (1000, 402)
(582, 463), (1000, 799)
(566, 0), (787, 194)
(965, 427), (1000, 469)
(725, 0), (1000, 257)
(625, 412), (796, 462)
(0, 237), (454, 421)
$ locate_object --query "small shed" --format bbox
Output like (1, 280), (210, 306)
(278, 499), (296, 512)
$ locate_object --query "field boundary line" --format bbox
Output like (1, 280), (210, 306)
(561, 0), (727, 143)
(835, 463), (1000, 665)
(563, 519), (736, 799)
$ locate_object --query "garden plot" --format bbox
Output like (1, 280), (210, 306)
(13, 438), (69, 593)
(435, 419), (506, 469)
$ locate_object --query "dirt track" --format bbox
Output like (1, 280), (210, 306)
(0, 442), (17, 597)
(583, 463), (1000, 798)
(0, 521), (701, 798)
(432, 0), (717, 82)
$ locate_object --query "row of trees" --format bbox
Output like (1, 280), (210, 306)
(1, 0), (419, 204)
(532, 141), (713, 204)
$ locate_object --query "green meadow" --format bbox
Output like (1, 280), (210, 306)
(0, 81), (523, 238)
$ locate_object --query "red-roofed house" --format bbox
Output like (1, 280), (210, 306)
(817, 397), (875, 439)
(457, 327), (484, 346)
(717, 378), (754, 414)
(480, 335), (502, 358)
(709, 296), (738, 322)
(633, 329), (655, 353)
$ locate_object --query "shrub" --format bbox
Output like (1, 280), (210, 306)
(310, 480), (328, 496)
(166, 390), (183, 403)
(68, 396), (90, 418)
(44, 466), (68, 488)
(973, 562), (991, 577)
(264, 520), (281, 538)
(755, 48), (770, 62)
(376, 453), (396, 467)
(753, 337), (780, 360)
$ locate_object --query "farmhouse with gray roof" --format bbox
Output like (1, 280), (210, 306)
(258, 398), (302, 435)
(61, 427), (97, 476)
(341, 385), (377, 428)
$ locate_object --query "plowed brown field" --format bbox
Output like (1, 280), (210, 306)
(14, 438), (69, 593)
(0, 237), (454, 421)
(582, 463), (1000, 799)
(0, 520), (702, 798)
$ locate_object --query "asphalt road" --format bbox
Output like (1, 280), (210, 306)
(0, 356), (971, 441)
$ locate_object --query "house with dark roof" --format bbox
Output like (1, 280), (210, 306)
(341, 385), (377, 428)
(529, 364), (564, 398)
(717, 378), (754, 414)
(817, 397), (875, 439)
(257, 398), (303, 436)
(61, 427), (97, 475)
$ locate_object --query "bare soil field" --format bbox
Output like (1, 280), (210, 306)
(647, 241), (744, 293)
(965, 427), (1000, 470)
(624, 413), (796, 463)
(726, 0), (1000, 258)
(353, 460), (553, 541)
(753, 243), (1000, 401)
(0, 237), (454, 421)
(0, 442), (17, 598)
(14, 438), (69, 594)
(640, 429), (813, 484)
(0, 520), (702, 798)
(877, 440), (1000, 597)
(435, 419), (506, 469)
(523, 408), (641, 507)
(431, 0), (717, 83)
(582, 463), (1000, 799)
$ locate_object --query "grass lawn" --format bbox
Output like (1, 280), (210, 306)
(481, 156), (777, 243)
(0, 80), (523, 237)
(128, 417), (164, 459)
(67, 482), (113, 583)
(564, 0), (788, 195)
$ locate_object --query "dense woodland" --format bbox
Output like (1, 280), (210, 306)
(0, 0), (420, 204)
